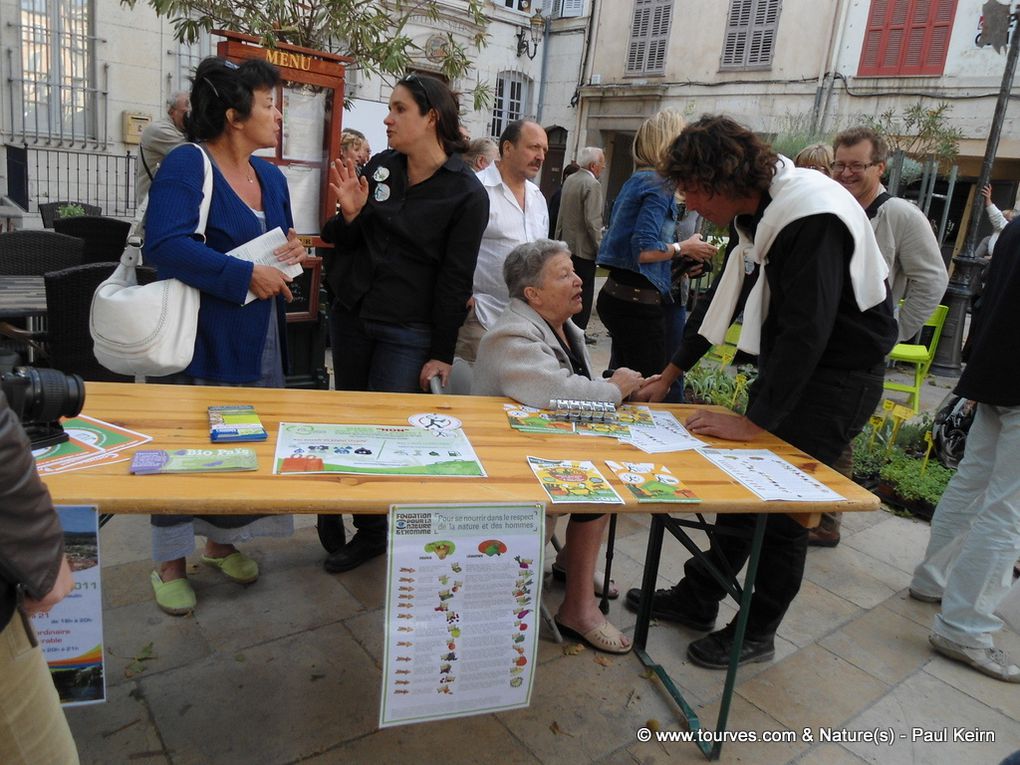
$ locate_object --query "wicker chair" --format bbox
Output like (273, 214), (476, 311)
(0, 263), (157, 381)
(0, 230), (84, 275)
(54, 215), (131, 264)
(38, 202), (102, 229)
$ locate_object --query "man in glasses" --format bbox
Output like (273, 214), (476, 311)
(816, 127), (949, 548)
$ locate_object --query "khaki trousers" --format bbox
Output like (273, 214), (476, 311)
(0, 612), (79, 765)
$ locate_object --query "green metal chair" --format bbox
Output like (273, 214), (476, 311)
(883, 304), (949, 413)
(700, 321), (742, 368)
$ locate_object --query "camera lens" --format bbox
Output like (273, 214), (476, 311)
(17, 367), (85, 423)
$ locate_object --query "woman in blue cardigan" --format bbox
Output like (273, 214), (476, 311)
(143, 57), (310, 616)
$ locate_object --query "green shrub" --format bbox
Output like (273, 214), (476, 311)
(57, 203), (86, 219)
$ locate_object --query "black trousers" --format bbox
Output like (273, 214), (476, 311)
(673, 364), (885, 639)
(571, 255), (597, 331)
(595, 288), (666, 378)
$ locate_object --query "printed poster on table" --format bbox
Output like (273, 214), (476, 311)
(31, 506), (105, 706)
(380, 503), (545, 728)
(273, 422), (485, 477)
(32, 415), (152, 476)
(698, 448), (845, 502)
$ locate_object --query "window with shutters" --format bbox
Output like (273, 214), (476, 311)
(720, 0), (781, 70)
(16, 0), (97, 143)
(626, 0), (673, 75)
(858, 0), (957, 76)
(489, 71), (533, 138)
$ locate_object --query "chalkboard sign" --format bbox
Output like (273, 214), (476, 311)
(285, 257), (321, 323)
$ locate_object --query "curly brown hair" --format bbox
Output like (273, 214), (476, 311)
(658, 115), (777, 199)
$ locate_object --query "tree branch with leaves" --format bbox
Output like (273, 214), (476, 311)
(122, 0), (492, 109)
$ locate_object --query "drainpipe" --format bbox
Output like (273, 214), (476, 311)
(814, 0), (851, 135)
(536, 13), (551, 123)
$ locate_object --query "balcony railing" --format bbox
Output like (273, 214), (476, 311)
(23, 145), (137, 219)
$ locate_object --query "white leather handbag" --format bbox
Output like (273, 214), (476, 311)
(90, 145), (212, 378)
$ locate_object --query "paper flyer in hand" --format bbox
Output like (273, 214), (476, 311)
(605, 461), (701, 503)
(208, 405), (267, 442)
(380, 503), (544, 727)
(33, 416), (152, 475)
(225, 227), (304, 304)
(32, 506), (105, 707)
(130, 448), (258, 474)
(698, 448), (845, 502)
(273, 422), (486, 477)
(526, 457), (623, 504)
(620, 410), (706, 453)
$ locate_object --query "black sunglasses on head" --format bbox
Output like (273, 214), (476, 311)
(400, 74), (434, 111)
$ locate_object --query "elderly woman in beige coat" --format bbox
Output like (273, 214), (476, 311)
(473, 239), (655, 653)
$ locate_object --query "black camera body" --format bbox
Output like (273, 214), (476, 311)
(675, 255), (713, 276)
(0, 366), (86, 449)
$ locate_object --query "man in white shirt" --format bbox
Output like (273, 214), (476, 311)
(455, 120), (549, 363)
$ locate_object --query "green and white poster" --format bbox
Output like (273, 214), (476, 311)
(379, 503), (544, 728)
(273, 422), (486, 477)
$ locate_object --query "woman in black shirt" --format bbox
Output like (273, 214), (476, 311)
(320, 74), (488, 571)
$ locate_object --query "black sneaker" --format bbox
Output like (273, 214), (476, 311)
(686, 624), (775, 669)
(323, 533), (386, 573)
(624, 587), (716, 631)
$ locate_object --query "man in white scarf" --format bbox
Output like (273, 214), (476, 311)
(628, 116), (898, 670)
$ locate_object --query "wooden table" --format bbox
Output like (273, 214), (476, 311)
(44, 382), (879, 758)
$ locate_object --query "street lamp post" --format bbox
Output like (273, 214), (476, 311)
(931, 10), (1020, 376)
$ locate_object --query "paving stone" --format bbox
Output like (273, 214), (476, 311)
(737, 644), (889, 732)
(844, 672), (1020, 764)
(66, 681), (168, 765)
(307, 716), (540, 764)
(101, 601), (213, 688)
(327, 549), (390, 610)
(776, 579), (862, 648)
(882, 589), (940, 629)
(192, 564), (364, 653)
(496, 649), (682, 763)
(817, 605), (932, 684)
(795, 743), (871, 764)
(838, 506), (894, 535)
(840, 516), (932, 574)
(99, 515), (155, 567)
(688, 693), (808, 764)
(102, 559), (160, 610)
(804, 542), (912, 609)
(139, 623), (379, 764)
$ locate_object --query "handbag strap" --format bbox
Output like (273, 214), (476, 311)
(122, 143), (213, 266)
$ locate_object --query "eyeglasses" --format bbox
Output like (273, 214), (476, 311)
(831, 161), (878, 175)
(400, 74), (433, 111)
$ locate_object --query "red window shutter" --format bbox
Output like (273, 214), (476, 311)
(858, 0), (956, 76)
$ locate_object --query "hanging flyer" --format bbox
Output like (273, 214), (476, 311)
(698, 448), (845, 502)
(379, 503), (545, 728)
(31, 506), (105, 706)
(273, 422), (486, 476)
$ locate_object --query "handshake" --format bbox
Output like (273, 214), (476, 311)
(603, 368), (663, 402)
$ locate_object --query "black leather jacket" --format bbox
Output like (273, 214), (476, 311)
(0, 388), (64, 631)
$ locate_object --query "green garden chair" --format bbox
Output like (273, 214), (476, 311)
(883, 304), (949, 413)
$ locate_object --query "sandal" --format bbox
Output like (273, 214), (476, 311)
(551, 561), (619, 599)
(150, 570), (196, 616)
(554, 618), (632, 655)
(201, 551), (259, 584)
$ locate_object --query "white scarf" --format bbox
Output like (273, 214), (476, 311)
(699, 156), (889, 354)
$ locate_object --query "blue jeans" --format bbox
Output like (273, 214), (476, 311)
(330, 305), (432, 394)
(330, 304), (432, 540)
(663, 302), (686, 403)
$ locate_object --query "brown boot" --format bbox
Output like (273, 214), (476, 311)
(808, 512), (841, 547)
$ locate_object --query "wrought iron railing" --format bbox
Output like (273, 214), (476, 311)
(25, 146), (137, 219)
